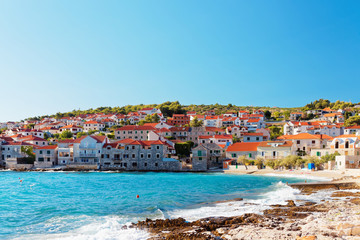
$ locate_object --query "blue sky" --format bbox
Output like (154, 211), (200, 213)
(0, 0), (359, 121)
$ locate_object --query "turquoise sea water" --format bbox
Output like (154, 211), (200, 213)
(0, 171), (320, 240)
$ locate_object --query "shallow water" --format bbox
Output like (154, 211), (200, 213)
(0, 171), (321, 239)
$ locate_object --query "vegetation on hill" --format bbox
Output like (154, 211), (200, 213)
(302, 99), (357, 111)
(23, 99), (359, 122)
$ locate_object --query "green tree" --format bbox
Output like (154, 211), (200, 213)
(26, 123), (35, 129)
(345, 116), (360, 127)
(175, 141), (193, 158)
(254, 157), (264, 169)
(190, 117), (203, 127)
(20, 146), (35, 163)
(60, 130), (73, 139)
(264, 110), (271, 119)
(76, 132), (88, 138)
(268, 125), (283, 140)
(44, 133), (50, 140)
(237, 155), (249, 170)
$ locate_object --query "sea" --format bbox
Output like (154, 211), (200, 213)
(0, 171), (330, 240)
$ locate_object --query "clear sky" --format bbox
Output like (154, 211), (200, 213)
(0, 0), (359, 122)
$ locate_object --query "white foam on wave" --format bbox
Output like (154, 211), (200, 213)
(169, 181), (301, 221)
(13, 215), (150, 240)
(264, 173), (332, 181)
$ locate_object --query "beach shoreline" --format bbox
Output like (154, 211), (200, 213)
(131, 171), (360, 240)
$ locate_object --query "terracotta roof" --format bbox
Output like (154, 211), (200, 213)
(73, 135), (106, 143)
(346, 125), (360, 129)
(18, 135), (47, 142)
(258, 141), (293, 147)
(84, 121), (102, 124)
(128, 140), (165, 146)
(278, 133), (332, 140)
(334, 134), (359, 139)
(115, 139), (135, 144)
(116, 125), (156, 131)
(226, 142), (261, 152)
(243, 133), (263, 136)
(60, 124), (82, 129)
(37, 145), (58, 150)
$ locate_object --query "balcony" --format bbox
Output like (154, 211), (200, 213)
(80, 153), (97, 157)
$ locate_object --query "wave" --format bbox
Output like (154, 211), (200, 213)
(168, 179), (340, 222)
(12, 215), (149, 240)
(168, 181), (301, 221)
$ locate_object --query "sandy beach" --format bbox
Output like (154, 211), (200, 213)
(132, 170), (360, 240)
(223, 168), (360, 181)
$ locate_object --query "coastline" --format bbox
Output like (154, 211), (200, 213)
(131, 171), (360, 240)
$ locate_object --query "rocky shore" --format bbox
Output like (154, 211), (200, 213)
(130, 178), (360, 240)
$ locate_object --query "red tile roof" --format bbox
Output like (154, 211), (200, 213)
(226, 142), (261, 152)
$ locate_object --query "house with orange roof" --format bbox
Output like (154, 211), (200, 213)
(257, 141), (294, 160)
(223, 112), (237, 118)
(320, 112), (344, 123)
(114, 125), (156, 140)
(290, 112), (304, 121)
(18, 135), (48, 146)
(138, 108), (162, 116)
(330, 134), (360, 156)
(100, 139), (181, 171)
(238, 110), (249, 118)
(226, 125), (248, 138)
(83, 121), (105, 132)
(344, 125), (360, 135)
(225, 142), (261, 160)
(243, 132), (264, 142)
(284, 121), (343, 137)
(167, 114), (190, 126)
(278, 133), (332, 155)
(57, 139), (74, 165)
(246, 118), (265, 131)
(71, 135), (109, 167)
(1, 141), (37, 169)
(59, 124), (83, 135)
(191, 143), (225, 171)
(34, 145), (58, 168)
(204, 116), (221, 128)
(198, 135), (233, 145)
(221, 117), (240, 127)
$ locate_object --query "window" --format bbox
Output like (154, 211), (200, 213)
(132, 162), (137, 167)
(47, 150), (50, 154)
(232, 153), (237, 158)
(38, 157), (44, 162)
(147, 154), (151, 159)
(297, 140), (300, 144)
(249, 153), (252, 158)
(199, 157), (202, 160)
(247, 137), (250, 141)
(140, 153), (144, 158)
(345, 141), (349, 149)
(317, 152), (320, 157)
(144, 162), (147, 167)
(256, 137), (259, 141)
(132, 154), (135, 159)
(155, 162), (158, 167)
(335, 141), (339, 149)
(156, 153), (160, 159)
(40, 151), (43, 154)
(156, 146), (160, 150)
(312, 140), (315, 144)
